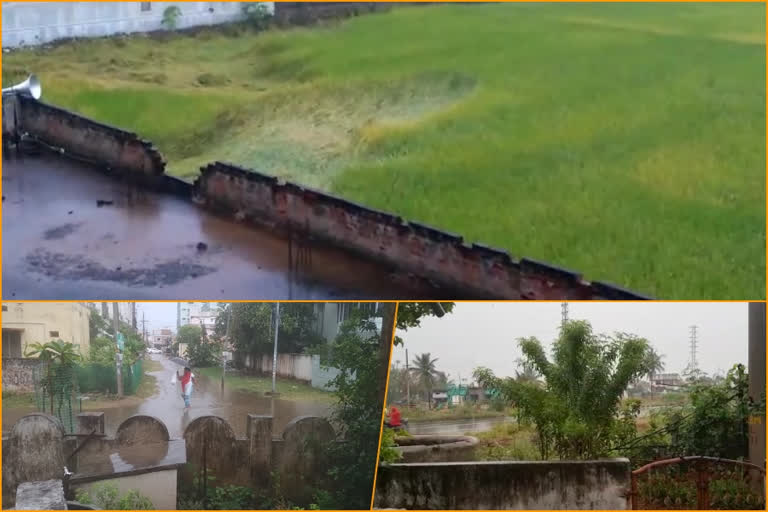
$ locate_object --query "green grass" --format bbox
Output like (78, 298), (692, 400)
(197, 367), (336, 402)
(3, 3), (764, 298)
(472, 423), (543, 461)
(2, 391), (36, 409)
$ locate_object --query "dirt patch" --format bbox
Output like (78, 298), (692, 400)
(25, 250), (214, 286)
(43, 223), (82, 240)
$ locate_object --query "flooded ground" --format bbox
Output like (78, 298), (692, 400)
(406, 416), (513, 435)
(3, 355), (332, 438)
(2, 151), (446, 300)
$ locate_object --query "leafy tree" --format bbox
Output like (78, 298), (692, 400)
(474, 320), (654, 459)
(214, 303), (325, 366)
(394, 302), (454, 345)
(410, 353), (440, 409)
(664, 364), (762, 460)
(323, 306), (392, 509)
(179, 324), (220, 367)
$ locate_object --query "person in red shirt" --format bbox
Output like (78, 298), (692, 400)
(177, 367), (196, 409)
(386, 406), (402, 428)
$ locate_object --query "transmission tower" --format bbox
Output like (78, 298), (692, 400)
(561, 302), (569, 330)
(688, 325), (698, 372)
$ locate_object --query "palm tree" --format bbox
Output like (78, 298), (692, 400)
(410, 353), (440, 409)
(644, 347), (665, 399)
(25, 340), (81, 415)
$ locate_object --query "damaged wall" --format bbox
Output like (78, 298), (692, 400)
(374, 459), (631, 510)
(13, 96), (165, 180)
(194, 162), (649, 299)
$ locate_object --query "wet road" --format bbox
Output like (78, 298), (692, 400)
(2, 152), (442, 300)
(406, 416), (513, 435)
(3, 355), (332, 438)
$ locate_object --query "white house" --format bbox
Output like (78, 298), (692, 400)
(2, 2), (275, 48)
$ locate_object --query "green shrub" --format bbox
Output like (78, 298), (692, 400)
(76, 483), (153, 510)
(162, 6), (182, 31)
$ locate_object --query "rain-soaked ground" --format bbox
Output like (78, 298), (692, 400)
(406, 416), (513, 435)
(2, 151), (446, 300)
(3, 355), (332, 438)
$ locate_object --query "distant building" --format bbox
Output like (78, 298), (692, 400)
(2, 302), (91, 357)
(88, 302), (135, 328)
(150, 328), (173, 348)
(651, 372), (684, 392)
(2, 2), (275, 48)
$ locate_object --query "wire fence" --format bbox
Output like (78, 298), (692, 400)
(76, 360), (144, 395)
(33, 359), (145, 432)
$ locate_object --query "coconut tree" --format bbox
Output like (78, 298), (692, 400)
(644, 347), (666, 399)
(410, 353), (440, 409)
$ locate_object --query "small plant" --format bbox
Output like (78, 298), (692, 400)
(378, 427), (403, 464)
(76, 483), (154, 510)
(162, 6), (182, 31)
(241, 3), (273, 31)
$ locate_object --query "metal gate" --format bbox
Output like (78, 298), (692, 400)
(33, 362), (75, 433)
(628, 456), (766, 510)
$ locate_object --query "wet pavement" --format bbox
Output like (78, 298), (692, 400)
(3, 355), (332, 438)
(406, 416), (513, 435)
(2, 152), (442, 300)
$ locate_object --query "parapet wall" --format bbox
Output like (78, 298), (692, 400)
(374, 459), (631, 510)
(194, 162), (650, 299)
(3, 93), (650, 299)
(14, 96), (165, 179)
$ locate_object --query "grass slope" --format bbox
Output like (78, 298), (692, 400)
(3, 3), (764, 298)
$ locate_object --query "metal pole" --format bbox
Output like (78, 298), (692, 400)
(272, 303), (280, 394)
(406, 348), (410, 406)
(113, 303), (123, 397)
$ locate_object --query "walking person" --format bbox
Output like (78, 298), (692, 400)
(177, 367), (196, 409)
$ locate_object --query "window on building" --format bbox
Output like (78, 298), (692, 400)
(2, 305), (6, 312)
(49, 331), (59, 338)
(2, 330), (22, 358)
(140, 2), (151, 12)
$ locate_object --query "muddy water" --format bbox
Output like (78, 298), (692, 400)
(406, 416), (514, 435)
(2, 152), (444, 299)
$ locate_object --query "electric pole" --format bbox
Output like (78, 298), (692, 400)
(140, 312), (148, 346)
(113, 303), (123, 397)
(561, 302), (569, 330)
(271, 303), (280, 396)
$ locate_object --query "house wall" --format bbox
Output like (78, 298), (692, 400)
(374, 459), (631, 510)
(2, 358), (44, 392)
(2, 302), (91, 356)
(1, 2), (274, 48)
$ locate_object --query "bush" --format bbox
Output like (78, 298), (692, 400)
(76, 483), (153, 510)
(241, 3), (273, 30)
(162, 6), (182, 30)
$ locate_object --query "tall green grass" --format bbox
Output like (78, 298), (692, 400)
(4, 3), (764, 298)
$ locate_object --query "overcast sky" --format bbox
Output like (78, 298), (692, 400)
(392, 302), (749, 383)
(134, 302), (178, 332)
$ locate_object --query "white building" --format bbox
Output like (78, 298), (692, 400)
(89, 302), (135, 328)
(314, 303), (383, 342)
(2, 2), (274, 48)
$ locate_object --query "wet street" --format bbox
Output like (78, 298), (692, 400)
(3, 355), (332, 438)
(406, 416), (513, 435)
(2, 152), (440, 300)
